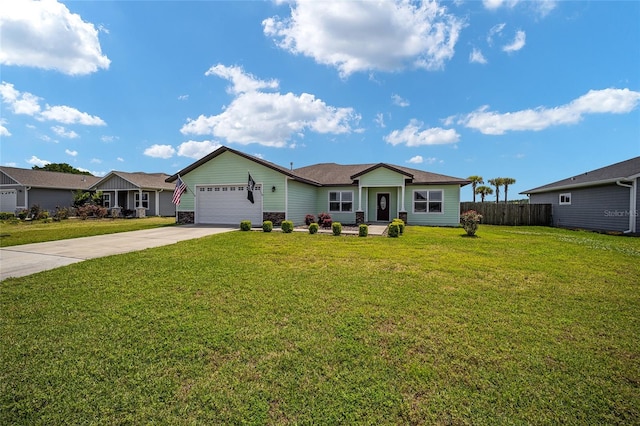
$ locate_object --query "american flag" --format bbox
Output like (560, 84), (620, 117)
(172, 175), (188, 205)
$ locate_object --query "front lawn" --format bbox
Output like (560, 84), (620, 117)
(1, 226), (638, 424)
(0, 217), (176, 247)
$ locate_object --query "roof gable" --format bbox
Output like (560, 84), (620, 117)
(523, 156), (640, 194)
(0, 166), (100, 190)
(94, 171), (174, 191)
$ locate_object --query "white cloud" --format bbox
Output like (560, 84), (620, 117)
(483, 0), (519, 10)
(177, 140), (222, 159)
(374, 112), (386, 128)
(143, 144), (176, 159)
(487, 23), (506, 46)
(503, 30), (526, 52)
(469, 48), (487, 64)
(483, 0), (556, 16)
(0, 82), (105, 125)
(101, 135), (118, 143)
(65, 149), (78, 157)
(90, 158), (102, 164)
(206, 64), (279, 94)
(459, 88), (640, 135)
(27, 155), (50, 167)
(117, 157), (124, 162)
(0, 119), (10, 137)
(39, 105), (105, 126)
(263, 0), (464, 77)
(181, 66), (360, 148)
(385, 119), (460, 147)
(178, 94), (189, 101)
(0, 0), (110, 75)
(407, 155), (424, 164)
(392, 94), (410, 107)
(52, 125), (79, 138)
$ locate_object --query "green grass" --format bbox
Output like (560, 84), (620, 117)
(1, 226), (639, 424)
(0, 217), (176, 247)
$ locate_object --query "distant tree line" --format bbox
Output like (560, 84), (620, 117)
(468, 175), (517, 203)
(32, 163), (93, 176)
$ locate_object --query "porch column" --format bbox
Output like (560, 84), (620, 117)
(400, 181), (406, 212)
(114, 190), (119, 207)
(358, 182), (362, 211)
(155, 190), (160, 216)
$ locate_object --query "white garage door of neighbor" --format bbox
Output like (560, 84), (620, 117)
(0, 189), (17, 213)
(196, 184), (262, 225)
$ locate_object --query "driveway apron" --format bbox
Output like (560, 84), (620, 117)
(0, 225), (236, 281)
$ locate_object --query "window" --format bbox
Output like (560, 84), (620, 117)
(329, 191), (353, 212)
(102, 193), (111, 208)
(134, 192), (149, 209)
(559, 193), (571, 205)
(413, 190), (443, 213)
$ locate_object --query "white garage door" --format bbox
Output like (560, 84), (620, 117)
(196, 184), (262, 225)
(0, 189), (17, 213)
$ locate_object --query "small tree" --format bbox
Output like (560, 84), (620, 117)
(502, 177), (516, 203)
(475, 185), (493, 202)
(468, 175), (484, 203)
(460, 210), (483, 236)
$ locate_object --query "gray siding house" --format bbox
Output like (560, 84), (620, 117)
(91, 171), (176, 217)
(522, 156), (639, 234)
(0, 166), (101, 213)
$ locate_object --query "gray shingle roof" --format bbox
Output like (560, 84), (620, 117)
(94, 171), (175, 190)
(0, 166), (101, 189)
(522, 156), (640, 194)
(167, 146), (470, 187)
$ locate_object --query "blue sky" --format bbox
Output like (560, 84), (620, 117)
(1, 0), (639, 201)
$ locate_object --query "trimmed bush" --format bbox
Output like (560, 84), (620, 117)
(332, 222), (342, 236)
(358, 224), (368, 237)
(460, 210), (483, 236)
(262, 220), (273, 232)
(308, 223), (319, 234)
(392, 218), (405, 235)
(281, 220), (294, 233)
(388, 223), (400, 238)
(0, 212), (15, 220)
(304, 214), (316, 226)
(240, 220), (252, 231)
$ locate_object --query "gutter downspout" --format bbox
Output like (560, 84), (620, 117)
(616, 179), (636, 234)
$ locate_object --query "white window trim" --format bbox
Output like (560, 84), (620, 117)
(102, 193), (111, 208)
(134, 192), (150, 210)
(412, 189), (444, 214)
(559, 193), (571, 205)
(328, 190), (354, 213)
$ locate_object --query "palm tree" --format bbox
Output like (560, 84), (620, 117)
(467, 175), (484, 203)
(502, 177), (516, 203)
(475, 185), (493, 202)
(488, 177), (504, 203)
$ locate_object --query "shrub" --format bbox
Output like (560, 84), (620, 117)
(0, 212), (15, 220)
(318, 212), (332, 229)
(17, 209), (28, 220)
(53, 206), (70, 221)
(358, 224), (368, 237)
(240, 220), (252, 231)
(460, 210), (483, 236)
(262, 220), (273, 232)
(304, 214), (316, 226)
(388, 223), (400, 238)
(308, 223), (319, 234)
(77, 205), (108, 220)
(332, 222), (342, 236)
(281, 220), (294, 233)
(392, 218), (405, 235)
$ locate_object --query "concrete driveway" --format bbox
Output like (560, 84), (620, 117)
(0, 225), (236, 281)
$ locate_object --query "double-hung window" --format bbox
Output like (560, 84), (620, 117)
(102, 193), (111, 208)
(413, 190), (443, 213)
(329, 191), (353, 212)
(135, 192), (149, 209)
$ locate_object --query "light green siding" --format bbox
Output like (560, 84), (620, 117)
(359, 167), (406, 187)
(178, 151), (286, 212)
(315, 186), (359, 224)
(404, 184), (461, 226)
(286, 179), (317, 225)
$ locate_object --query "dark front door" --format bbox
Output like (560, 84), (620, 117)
(377, 193), (390, 222)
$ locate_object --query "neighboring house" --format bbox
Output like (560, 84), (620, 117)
(166, 146), (470, 226)
(522, 156), (639, 234)
(91, 171), (176, 217)
(0, 166), (101, 213)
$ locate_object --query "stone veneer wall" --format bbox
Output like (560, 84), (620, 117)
(355, 211), (365, 225)
(399, 211), (408, 224)
(263, 212), (286, 226)
(177, 211), (195, 224)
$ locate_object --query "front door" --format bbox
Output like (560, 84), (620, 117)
(377, 193), (390, 222)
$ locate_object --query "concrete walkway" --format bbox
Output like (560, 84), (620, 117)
(0, 225), (236, 281)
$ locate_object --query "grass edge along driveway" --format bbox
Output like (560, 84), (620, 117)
(1, 226), (639, 424)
